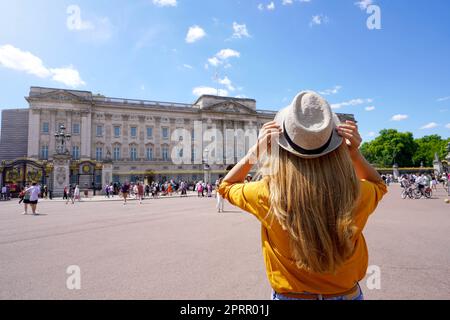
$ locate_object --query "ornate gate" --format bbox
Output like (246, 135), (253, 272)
(0, 158), (50, 195)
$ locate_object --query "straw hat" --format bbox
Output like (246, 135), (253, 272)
(274, 91), (343, 158)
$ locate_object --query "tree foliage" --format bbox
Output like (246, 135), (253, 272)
(360, 130), (450, 167)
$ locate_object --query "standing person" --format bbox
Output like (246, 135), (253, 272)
(207, 183), (212, 197)
(24, 182), (41, 215)
(1, 185), (6, 201)
(66, 185), (75, 205)
(121, 182), (130, 205)
(145, 184), (150, 197)
(104, 184), (110, 198)
(431, 175), (438, 191)
(137, 182), (144, 204)
(18, 187), (25, 204)
(167, 183), (173, 196)
(218, 92), (387, 300)
(216, 177), (224, 213)
(63, 186), (68, 200)
(74, 185), (81, 202)
(197, 181), (203, 197)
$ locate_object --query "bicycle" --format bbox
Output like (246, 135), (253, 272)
(401, 185), (415, 199)
(413, 185), (432, 199)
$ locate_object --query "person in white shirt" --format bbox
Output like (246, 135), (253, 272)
(1, 185), (6, 201)
(216, 177), (224, 213)
(24, 182), (41, 215)
(74, 185), (80, 201)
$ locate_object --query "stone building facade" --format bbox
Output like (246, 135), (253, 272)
(1, 86), (354, 190)
(24, 86), (280, 185)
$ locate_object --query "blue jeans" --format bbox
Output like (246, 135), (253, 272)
(271, 284), (364, 300)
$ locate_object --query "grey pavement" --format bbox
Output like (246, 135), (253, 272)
(0, 184), (449, 300)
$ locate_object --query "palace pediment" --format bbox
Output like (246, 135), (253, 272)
(203, 101), (257, 114)
(28, 89), (91, 103)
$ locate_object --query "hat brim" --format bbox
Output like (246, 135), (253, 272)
(274, 107), (343, 159)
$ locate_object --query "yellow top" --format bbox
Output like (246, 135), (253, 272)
(218, 178), (387, 295)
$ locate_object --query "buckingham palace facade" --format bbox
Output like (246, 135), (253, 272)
(0, 86), (354, 192)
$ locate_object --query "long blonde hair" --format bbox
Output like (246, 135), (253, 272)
(259, 143), (360, 274)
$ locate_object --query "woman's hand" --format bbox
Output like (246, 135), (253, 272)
(337, 120), (362, 156)
(251, 121), (283, 160)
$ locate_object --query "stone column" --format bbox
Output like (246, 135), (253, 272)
(81, 111), (92, 159)
(52, 154), (71, 197)
(49, 110), (57, 159)
(393, 163), (399, 181)
(27, 109), (41, 158)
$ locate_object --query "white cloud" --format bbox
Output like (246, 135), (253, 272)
(267, 2), (275, 10)
(218, 76), (235, 91)
(445, 123), (450, 129)
(437, 96), (450, 102)
(208, 49), (240, 67)
(216, 49), (240, 60)
(49, 66), (86, 87)
(420, 122), (439, 130)
(0, 44), (85, 88)
(319, 85), (342, 95)
(140, 85), (145, 91)
(193, 86), (228, 97)
(331, 98), (372, 109)
(183, 64), (193, 69)
(207, 57), (220, 67)
(258, 3), (264, 11)
(367, 131), (376, 137)
(391, 114), (408, 121)
(186, 25), (206, 43)
(310, 14), (329, 27)
(365, 106), (376, 111)
(0, 44), (51, 78)
(153, 0), (177, 7)
(232, 22), (250, 39)
(282, 0), (312, 6)
(355, 0), (373, 10)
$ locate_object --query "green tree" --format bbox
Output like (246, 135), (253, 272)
(360, 129), (418, 167)
(413, 135), (450, 167)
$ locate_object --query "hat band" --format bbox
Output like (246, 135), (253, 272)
(283, 121), (333, 156)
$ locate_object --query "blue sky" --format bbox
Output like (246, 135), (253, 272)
(0, 0), (449, 140)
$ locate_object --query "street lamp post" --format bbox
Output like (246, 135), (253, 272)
(54, 125), (71, 155)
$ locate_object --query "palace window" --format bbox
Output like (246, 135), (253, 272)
(147, 127), (153, 139)
(113, 147), (121, 161)
(114, 126), (121, 138)
(42, 122), (49, 134)
(72, 146), (80, 160)
(162, 147), (169, 161)
(162, 127), (169, 140)
(130, 147), (137, 161)
(40, 145), (48, 160)
(130, 126), (137, 138)
(96, 147), (103, 161)
(72, 123), (80, 135)
(96, 125), (103, 137)
(146, 147), (153, 161)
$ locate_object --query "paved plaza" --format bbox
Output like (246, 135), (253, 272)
(0, 184), (449, 300)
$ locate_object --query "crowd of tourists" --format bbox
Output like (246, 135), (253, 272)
(400, 172), (448, 190)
